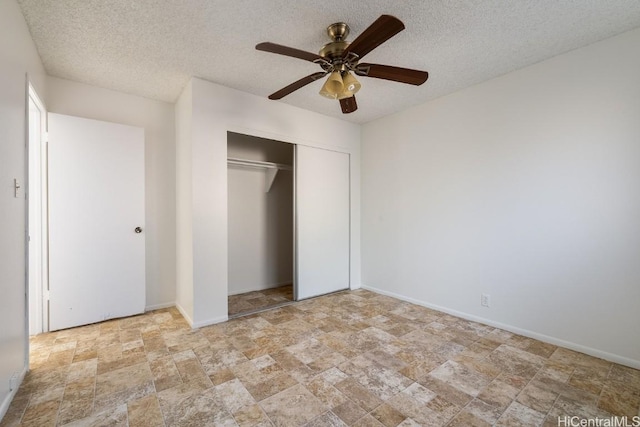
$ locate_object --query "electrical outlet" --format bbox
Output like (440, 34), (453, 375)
(481, 294), (490, 308)
(9, 373), (19, 391)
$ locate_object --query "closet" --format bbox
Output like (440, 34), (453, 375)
(227, 133), (294, 316)
(227, 132), (351, 317)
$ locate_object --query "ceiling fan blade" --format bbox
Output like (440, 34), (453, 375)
(356, 63), (429, 85)
(256, 42), (325, 63)
(342, 15), (405, 60)
(340, 96), (358, 114)
(268, 72), (327, 100)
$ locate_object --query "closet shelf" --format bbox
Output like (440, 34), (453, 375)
(227, 157), (292, 192)
(227, 157), (292, 171)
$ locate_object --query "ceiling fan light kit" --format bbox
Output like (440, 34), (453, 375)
(319, 71), (361, 100)
(342, 72), (361, 93)
(319, 71), (344, 99)
(256, 15), (429, 114)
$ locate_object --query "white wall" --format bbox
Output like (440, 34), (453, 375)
(362, 28), (640, 368)
(228, 134), (294, 295)
(227, 132), (294, 164)
(175, 81), (194, 322)
(177, 77), (361, 327)
(0, 0), (47, 419)
(46, 77), (176, 311)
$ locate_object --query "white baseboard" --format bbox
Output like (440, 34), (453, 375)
(145, 302), (175, 312)
(174, 303), (194, 328)
(362, 285), (640, 370)
(174, 303), (228, 329)
(191, 315), (229, 329)
(0, 367), (28, 422)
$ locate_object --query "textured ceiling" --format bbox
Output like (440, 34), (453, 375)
(17, 0), (640, 124)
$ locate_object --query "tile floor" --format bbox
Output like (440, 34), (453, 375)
(228, 285), (294, 317)
(2, 289), (639, 426)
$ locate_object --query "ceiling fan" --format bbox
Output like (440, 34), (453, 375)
(256, 15), (429, 114)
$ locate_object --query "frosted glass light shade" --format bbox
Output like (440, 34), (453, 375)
(342, 72), (361, 94)
(326, 71), (344, 93)
(319, 80), (338, 98)
(319, 71), (343, 98)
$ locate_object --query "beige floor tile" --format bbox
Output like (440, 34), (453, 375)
(156, 377), (210, 411)
(334, 378), (382, 412)
(21, 398), (61, 424)
(428, 359), (491, 397)
(127, 394), (164, 427)
(609, 364), (640, 390)
(338, 355), (412, 400)
(233, 403), (272, 427)
(57, 396), (94, 425)
(209, 367), (237, 386)
(305, 377), (349, 408)
(598, 383), (640, 418)
(370, 403), (407, 427)
(464, 398), (506, 425)
(416, 376), (474, 408)
(95, 361), (153, 399)
(245, 372), (299, 402)
(259, 384), (326, 426)
(516, 382), (559, 413)
(162, 387), (233, 427)
(3, 291), (639, 427)
(19, 414), (57, 427)
(447, 410), (492, 427)
(62, 404), (128, 426)
(216, 378), (256, 412)
(351, 414), (386, 427)
(332, 399), (368, 425)
(305, 411), (347, 427)
(388, 388), (450, 426)
(149, 355), (183, 392)
(495, 401), (545, 426)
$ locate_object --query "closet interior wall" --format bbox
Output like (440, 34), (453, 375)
(227, 132), (294, 298)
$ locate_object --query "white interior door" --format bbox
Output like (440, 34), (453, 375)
(48, 113), (145, 331)
(296, 145), (350, 299)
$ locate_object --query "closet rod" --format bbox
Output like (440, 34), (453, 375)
(227, 157), (292, 171)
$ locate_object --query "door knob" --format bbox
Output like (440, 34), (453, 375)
(134, 227), (143, 233)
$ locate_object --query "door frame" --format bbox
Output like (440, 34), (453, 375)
(225, 132), (298, 305)
(26, 80), (49, 336)
(224, 125), (353, 306)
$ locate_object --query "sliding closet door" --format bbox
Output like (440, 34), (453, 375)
(296, 145), (350, 299)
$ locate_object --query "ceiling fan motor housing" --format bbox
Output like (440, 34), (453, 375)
(320, 22), (355, 72)
(327, 22), (350, 41)
(319, 41), (349, 61)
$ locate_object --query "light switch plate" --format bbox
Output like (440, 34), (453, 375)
(14, 178), (21, 198)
